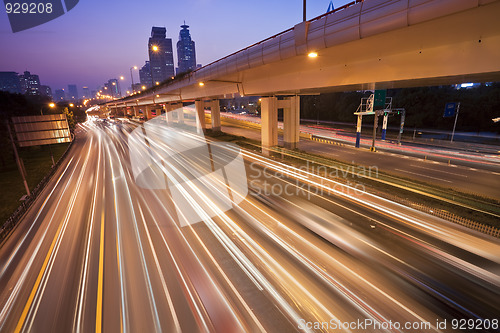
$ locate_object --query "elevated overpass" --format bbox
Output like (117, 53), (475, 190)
(103, 0), (500, 149)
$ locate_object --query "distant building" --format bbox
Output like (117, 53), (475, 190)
(0, 71), (22, 94)
(91, 90), (97, 98)
(107, 79), (120, 98)
(139, 61), (152, 88)
(54, 89), (66, 101)
(148, 26), (174, 85)
(40, 85), (52, 98)
(132, 83), (143, 93)
(19, 71), (40, 95)
(176, 23), (197, 75)
(67, 84), (78, 100)
(82, 86), (91, 99)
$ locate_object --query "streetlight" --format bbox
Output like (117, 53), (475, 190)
(40, 102), (55, 115)
(150, 44), (159, 88)
(40, 102), (56, 166)
(130, 66), (137, 92)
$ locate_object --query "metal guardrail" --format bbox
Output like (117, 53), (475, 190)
(385, 195), (500, 238)
(262, 145), (500, 238)
(0, 135), (76, 243)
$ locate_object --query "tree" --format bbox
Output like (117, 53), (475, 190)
(63, 107), (75, 130)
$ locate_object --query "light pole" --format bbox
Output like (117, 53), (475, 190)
(40, 102), (56, 166)
(150, 44), (159, 88)
(130, 66), (137, 93)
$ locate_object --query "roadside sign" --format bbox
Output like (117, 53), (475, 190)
(11, 114), (71, 147)
(444, 102), (456, 117)
(374, 90), (386, 108)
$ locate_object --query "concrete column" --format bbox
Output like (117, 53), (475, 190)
(195, 100), (206, 135)
(355, 115), (362, 148)
(166, 104), (174, 124)
(261, 97), (278, 148)
(146, 105), (153, 120)
(381, 113), (388, 140)
(283, 96), (300, 149)
(211, 99), (221, 132)
(176, 103), (184, 124)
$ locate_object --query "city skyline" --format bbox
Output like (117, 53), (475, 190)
(0, 0), (350, 92)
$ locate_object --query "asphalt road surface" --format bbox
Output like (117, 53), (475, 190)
(1, 118), (499, 332)
(219, 115), (500, 199)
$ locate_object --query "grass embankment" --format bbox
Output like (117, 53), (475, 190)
(0, 143), (69, 225)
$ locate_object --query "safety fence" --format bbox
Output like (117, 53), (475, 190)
(373, 193), (500, 238)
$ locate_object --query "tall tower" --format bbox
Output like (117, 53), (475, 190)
(67, 84), (78, 100)
(139, 61), (152, 88)
(176, 22), (197, 75)
(148, 27), (174, 86)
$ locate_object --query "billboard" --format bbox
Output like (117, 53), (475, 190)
(11, 114), (71, 147)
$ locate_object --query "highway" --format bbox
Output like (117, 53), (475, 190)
(1, 117), (499, 332)
(218, 114), (500, 199)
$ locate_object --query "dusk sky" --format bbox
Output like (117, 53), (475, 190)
(1, 0), (352, 94)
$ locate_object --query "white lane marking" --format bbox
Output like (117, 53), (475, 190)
(408, 165), (468, 178)
(394, 169), (452, 183)
(74, 134), (101, 332)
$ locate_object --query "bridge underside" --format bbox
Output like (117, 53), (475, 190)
(180, 1), (500, 99)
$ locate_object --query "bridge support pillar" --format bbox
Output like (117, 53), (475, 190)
(282, 96), (300, 150)
(165, 104), (174, 124)
(261, 97), (278, 152)
(355, 115), (362, 148)
(175, 103), (184, 124)
(145, 105), (153, 120)
(195, 100), (206, 134)
(211, 99), (221, 132)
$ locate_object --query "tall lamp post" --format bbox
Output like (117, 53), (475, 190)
(130, 66), (137, 93)
(40, 102), (56, 166)
(150, 44), (159, 88)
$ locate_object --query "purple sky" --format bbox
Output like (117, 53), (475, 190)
(1, 0), (351, 94)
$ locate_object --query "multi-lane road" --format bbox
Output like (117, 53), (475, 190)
(1, 118), (499, 332)
(219, 114), (500, 199)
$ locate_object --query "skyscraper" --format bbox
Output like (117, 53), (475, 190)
(139, 61), (152, 88)
(148, 27), (174, 86)
(68, 84), (78, 100)
(107, 79), (121, 98)
(82, 86), (91, 99)
(19, 71), (40, 95)
(176, 22), (197, 75)
(0, 72), (22, 94)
